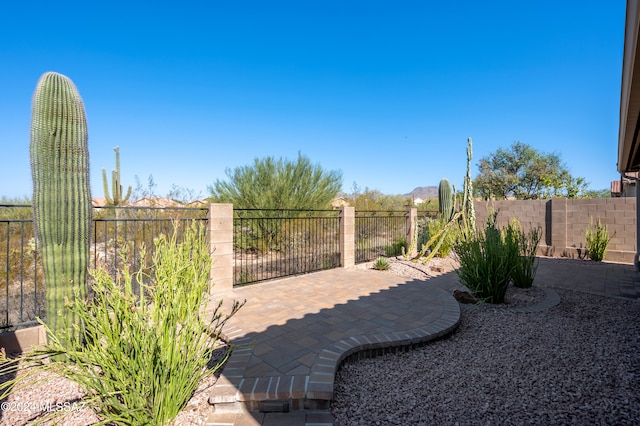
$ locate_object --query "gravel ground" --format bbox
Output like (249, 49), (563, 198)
(0, 344), (227, 426)
(3, 257), (639, 425)
(333, 259), (640, 426)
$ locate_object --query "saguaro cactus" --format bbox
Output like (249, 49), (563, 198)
(30, 72), (92, 338)
(102, 146), (131, 206)
(438, 178), (454, 221)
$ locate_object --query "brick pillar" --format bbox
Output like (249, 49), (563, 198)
(208, 203), (234, 293)
(550, 198), (567, 255)
(340, 206), (355, 267)
(406, 207), (417, 258)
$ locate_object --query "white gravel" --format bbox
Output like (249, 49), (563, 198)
(332, 278), (640, 425)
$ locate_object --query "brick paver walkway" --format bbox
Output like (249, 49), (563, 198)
(205, 267), (461, 425)
(204, 258), (640, 426)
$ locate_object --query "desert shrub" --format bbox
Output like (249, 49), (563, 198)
(373, 256), (391, 270)
(509, 220), (542, 288)
(425, 217), (459, 258)
(585, 217), (611, 262)
(0, 222), (243, 425)
(455, 213), (519, 304)
(385, 237), (406, 257)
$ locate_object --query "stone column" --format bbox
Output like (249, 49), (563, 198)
(207, 203), (234, 293)
(340, 206), (355, 267)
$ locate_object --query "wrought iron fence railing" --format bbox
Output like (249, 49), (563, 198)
(233, 209), (340, 286)
(355, 211), (408, 263)
(0, 205), (207, 329)
(1, 204), (422, 327)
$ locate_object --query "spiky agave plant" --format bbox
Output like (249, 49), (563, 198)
(30, 71), (92, 339)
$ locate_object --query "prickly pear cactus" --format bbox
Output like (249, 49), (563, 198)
(30, 71), (92, 338)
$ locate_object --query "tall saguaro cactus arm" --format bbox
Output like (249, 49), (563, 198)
(30, 71), (92, 337)
(102, 146), (132, 206)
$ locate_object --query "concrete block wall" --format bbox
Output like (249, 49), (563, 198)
(473, 198), (637, 263)
(474, 199), (549, 244)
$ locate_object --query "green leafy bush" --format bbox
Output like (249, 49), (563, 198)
(585, 217), (612, 261)
(0, 222), (243, 425)
(385, 237), (406, 257)
(373, 256), (391, 270)
(455, 213), (519, 304)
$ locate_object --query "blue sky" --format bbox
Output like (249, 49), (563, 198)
(0, 1), (625, 200)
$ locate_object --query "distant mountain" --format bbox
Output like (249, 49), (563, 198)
(404, 186), (438, 199)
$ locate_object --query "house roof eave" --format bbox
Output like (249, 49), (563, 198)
(619, 0), (640, 173)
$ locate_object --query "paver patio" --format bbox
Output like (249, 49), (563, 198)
(204, 257), (639, 425)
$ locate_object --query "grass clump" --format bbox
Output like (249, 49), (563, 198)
(509, 220), (542, 288)
(0, 222), (243, 425)
(455, 214), (543, 302)
(455, 213), (519, 304)
(585, 217), (612, 262)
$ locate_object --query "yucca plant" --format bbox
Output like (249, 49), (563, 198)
(585, 217), (612, 262)
(0, 222), (243, 425)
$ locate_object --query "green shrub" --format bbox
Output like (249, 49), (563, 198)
(0, 222), (243, 425)
(373, 256), (391, 270)
(385, 237), (406, 257)
(509, 220), (542, 288)
(426, 217), (459, 258)
(455, 213), (519, 304)
(585, 217), (612, 261)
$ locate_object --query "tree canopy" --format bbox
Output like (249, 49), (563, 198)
(347, 183), (413, 211)
(208, 153), (343, 209)
(474, 142), (588, 200)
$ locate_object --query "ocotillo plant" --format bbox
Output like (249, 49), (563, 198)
(30, 72), (92, 339)
(438, 178), (454, 221)
(102, 146), (132, 206)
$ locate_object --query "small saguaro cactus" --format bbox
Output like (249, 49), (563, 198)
(438, 178), (454, 221)
(102, 146), (132, 206)
(30, 71), (92, 338)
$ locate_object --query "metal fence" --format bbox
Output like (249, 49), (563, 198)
(233, 209), (341, 286)
(355, 211), (408, 263)
(0, 204), (207, 329)
(1, 204), (431, 327)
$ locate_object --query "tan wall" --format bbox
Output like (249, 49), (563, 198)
(474, 198), (637, 263)
(208, 200), (637, 295)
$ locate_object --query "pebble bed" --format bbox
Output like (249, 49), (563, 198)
(332, 260), (640, 425)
